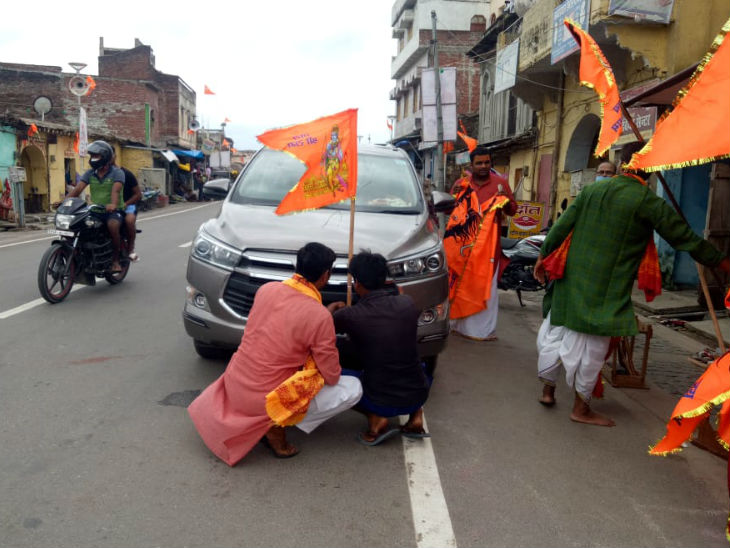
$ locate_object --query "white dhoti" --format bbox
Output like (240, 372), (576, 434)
(450, 263), (499, 340)
(295, 375), (363, 434)
(536, 313), (610, 402)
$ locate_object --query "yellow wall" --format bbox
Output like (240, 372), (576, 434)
(507, 148), (536, 201)
(606, 0), (730, 75)
(120, 148), (153, 182)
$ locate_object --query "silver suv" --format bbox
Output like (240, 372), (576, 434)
(183, 144), (453, 371)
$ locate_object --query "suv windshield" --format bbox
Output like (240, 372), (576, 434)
(229, 148), (423, 213)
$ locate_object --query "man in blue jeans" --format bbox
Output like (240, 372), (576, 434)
(331, 251), (431, 446)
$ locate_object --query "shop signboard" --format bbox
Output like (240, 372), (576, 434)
(495, 38), (519, 94)
(551, 0), (589, 64)
(508, 201), (545, 238)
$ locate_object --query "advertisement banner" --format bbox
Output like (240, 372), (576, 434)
(551, 0), (589, 64)
(608, 0), (675, 24)
(508, 201), (545, 238)
(78, 107), (88, 157)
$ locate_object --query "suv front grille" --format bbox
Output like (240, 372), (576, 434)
(221, 249), (397, 318)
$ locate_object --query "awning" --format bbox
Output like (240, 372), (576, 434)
(159, 150), (179, 163)
(623, 63), (699, 107)
(172, 149), (205, 160)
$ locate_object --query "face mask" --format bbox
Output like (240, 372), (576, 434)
(595, 175), (613, 183)
(89, 156), (105, 169)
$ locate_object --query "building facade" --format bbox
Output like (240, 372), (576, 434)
(390, 0), (490, 187)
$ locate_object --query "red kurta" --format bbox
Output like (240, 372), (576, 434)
(188, 281), (341, 466)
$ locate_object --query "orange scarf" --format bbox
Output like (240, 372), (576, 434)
(444, 179), (511, 319)
(542, 174), (662, 302)
(264, 274), (326, 426)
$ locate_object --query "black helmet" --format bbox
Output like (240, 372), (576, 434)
(87, 140), (114, 170)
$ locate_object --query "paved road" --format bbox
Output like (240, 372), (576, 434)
(0, 204), (726, 547)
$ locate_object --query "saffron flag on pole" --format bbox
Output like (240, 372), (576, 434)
(627, 18), (730, 172)
(204, 85), (215, 95)
(564, 18), (622, 157)
(27, 123), (39, 137)
(84, 75), (96, 96)
(257, 108), (358, 215)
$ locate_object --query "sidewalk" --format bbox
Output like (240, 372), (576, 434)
(632, 284), (730, 350)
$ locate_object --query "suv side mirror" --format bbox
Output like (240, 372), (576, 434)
(202, 178), (231, 200)
(432, 190), (456, 214)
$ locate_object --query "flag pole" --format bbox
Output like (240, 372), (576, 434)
(620, 102), (726, 353)
(346, 197), (356, 306)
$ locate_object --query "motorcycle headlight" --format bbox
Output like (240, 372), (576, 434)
(387, 250), (444, 278)
(55, 214), (75, 230)
(191, 231), (241, 270)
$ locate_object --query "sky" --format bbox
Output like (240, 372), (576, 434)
(1, 1), (398, 150)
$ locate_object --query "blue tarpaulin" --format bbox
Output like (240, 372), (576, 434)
(172, 149), (205, 160)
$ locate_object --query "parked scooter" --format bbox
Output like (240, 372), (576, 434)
(498, 233), (546, 306)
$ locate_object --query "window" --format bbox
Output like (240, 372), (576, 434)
(470, 15), (487, 32)
(413, 84), (420, 112)
(396, 99), (401, 121)
(403, 90), (410, 119)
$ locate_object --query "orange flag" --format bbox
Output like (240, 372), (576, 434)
(457, 131), (477, 152)
(564, 18), (622, 157)
(84, 75), (96, 96)
(224, 117), (231, 123)
(73, 132), (79, 153)
(27, 123), (39, 137)
(204, 85), (215, 95)
(649, 352), (730, 457)
(257, 108), (358, 215)
(627, 18), (730, 172)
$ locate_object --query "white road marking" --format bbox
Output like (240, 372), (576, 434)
(0, 285), (85, 319)
(0, 202), (215, 249)
(400, 414), (457, 548)
(0, 236), (55, 249)
(179, 241), (192, 248)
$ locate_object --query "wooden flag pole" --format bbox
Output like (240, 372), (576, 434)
(346, 197), (356, 306)
(620, 102), (726, 353)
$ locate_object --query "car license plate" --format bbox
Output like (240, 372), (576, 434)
(47, 229), (74, 237)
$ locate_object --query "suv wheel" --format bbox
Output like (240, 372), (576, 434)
(193, 339), (233, 360)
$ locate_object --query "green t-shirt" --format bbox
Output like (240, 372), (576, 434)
(81, 166), (125, 209)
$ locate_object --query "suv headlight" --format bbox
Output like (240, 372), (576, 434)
(387, 249), (444, 278)
(55, 214), (75, 230)
(191, 231), (241, 270)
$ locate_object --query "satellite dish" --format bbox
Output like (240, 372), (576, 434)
(33, 96), (52, 120)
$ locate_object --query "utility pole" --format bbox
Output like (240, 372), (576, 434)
(431, 10), (444, 191)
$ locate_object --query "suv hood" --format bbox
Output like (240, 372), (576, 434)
(203, 201), (440, 259)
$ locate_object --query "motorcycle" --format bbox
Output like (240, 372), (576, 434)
(37, 198), (139, 303)
(498, 233), (546, 307)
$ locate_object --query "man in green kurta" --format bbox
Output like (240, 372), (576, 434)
(534, 143), (729, 426)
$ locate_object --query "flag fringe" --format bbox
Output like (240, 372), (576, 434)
(627, 17), (730, 170)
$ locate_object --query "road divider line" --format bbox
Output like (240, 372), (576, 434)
(0, 285), (85, 319)
(137, 202), (215, 223)
(400, 414), (457, 548)
(0, 203), (216, 249)
(179, 241), (192, 248)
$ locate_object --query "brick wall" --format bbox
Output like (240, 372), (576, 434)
(98, 45), (157, 80)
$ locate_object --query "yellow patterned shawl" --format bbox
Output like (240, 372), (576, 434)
(265, 274), (326, 426)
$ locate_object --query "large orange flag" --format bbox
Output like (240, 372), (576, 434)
(204, 85), (215, 95)
(627, 19), (730, 172)
(257, 109), (358, 215)
(564, 19), (623, 157)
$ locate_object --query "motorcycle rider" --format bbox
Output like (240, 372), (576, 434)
(66, 140), (125, 272)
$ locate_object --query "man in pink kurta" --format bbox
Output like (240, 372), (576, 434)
(188, 243), (362, 466)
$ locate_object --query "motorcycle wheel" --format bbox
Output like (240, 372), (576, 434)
(104, 260), (130, 285)
(38, 243), (75, 303)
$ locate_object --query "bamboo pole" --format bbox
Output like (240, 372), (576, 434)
(346, 196), (356, 306)
(619, 102), (726, 353)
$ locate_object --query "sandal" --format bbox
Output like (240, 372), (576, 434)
(357, 428), (400, 446)
(260, 436), (299, 459)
